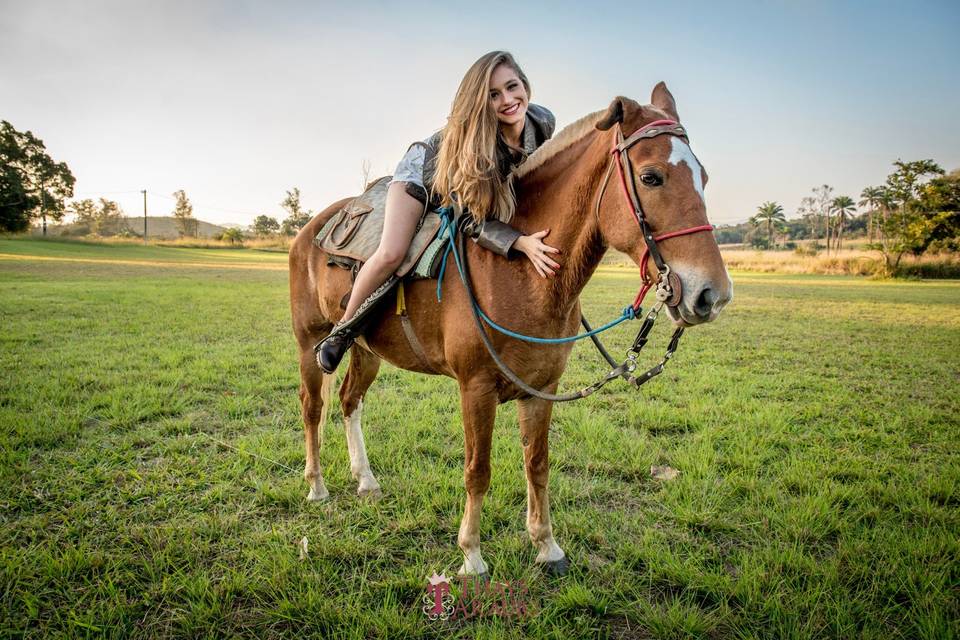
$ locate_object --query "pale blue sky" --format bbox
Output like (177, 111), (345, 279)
(2, 0), (958, 226)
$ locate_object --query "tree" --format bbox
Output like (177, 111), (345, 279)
(0, 120), (75, 233)
(218, 228), (245, 246)
(280, 188), (312, 236)
(252, 215), (280, 236)
(96, 198), (125, 235)
(915, 169), (960, 252)
(859, 186), (889, 242)
(751, 201), (786, 248)
(795, 196), (820, 243)
(70, 198), (98, 227)
(812, 185), (834, 249)
(714, 223), (746, 245)
(873, 159), (947, 272)
(172, 189), (196, 237)
(68, 197), (125, 235)
(830, 196), (856, 253)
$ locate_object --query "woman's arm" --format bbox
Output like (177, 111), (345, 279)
(470, 220), (560, 278)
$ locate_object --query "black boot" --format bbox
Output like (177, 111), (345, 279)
(314, 275), (401, 374)
(316, 330), (355, 374)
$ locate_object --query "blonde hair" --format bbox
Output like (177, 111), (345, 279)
(433, 51), (531, 223)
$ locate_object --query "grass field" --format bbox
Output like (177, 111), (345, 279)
(1, 237), (958, 639)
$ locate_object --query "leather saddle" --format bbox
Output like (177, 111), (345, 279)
(313, 176), (447, 279)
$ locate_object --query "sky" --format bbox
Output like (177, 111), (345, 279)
(2, 0), (958, 227)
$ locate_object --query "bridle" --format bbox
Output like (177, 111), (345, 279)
(596, 118), (715, 313)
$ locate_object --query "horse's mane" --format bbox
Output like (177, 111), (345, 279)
(514, 109), (606, 179)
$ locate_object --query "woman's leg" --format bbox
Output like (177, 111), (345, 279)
(317, 182), (425, 373)
(341, 182), (424, 322)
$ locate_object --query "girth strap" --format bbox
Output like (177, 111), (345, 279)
(395, 282), (437, 373)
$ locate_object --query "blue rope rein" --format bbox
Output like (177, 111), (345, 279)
(434, 208), (636, 345)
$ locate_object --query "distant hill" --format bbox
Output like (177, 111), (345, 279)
(35, 216), (231, 240)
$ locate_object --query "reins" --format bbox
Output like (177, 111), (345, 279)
(439, 118), (715, 402)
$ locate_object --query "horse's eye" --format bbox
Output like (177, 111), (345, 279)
(640, 172), (662, 187)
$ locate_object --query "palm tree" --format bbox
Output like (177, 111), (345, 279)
(751, 201), (786, 249)
(859, 186), (886, 242)
(830, 195), (856, 253)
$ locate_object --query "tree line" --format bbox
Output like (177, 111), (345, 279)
(0, 119), (314, 240)
(718, 159), (959, 272)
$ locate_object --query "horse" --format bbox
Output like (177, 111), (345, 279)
(288, 82), (732, 577)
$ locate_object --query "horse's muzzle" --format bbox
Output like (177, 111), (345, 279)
(669, 269), (733, 326)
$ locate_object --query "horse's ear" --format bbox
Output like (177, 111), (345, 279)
(595, 97), (625, 131)
(651, 82), (679, 121)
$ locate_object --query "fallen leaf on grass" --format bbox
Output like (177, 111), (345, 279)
(650, 465), (679, 481)
(298, 536), (308, 561)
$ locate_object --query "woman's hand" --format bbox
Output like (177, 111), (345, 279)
(514, 229), (561, 278)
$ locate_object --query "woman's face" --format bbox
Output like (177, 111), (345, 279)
(488, 63), (528, 129)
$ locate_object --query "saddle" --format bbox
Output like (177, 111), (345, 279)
(313, 176), (449, 280)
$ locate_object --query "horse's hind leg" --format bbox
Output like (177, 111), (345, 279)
(518, 396), (568, 575)
(339, 345), (382, 498)
(299, 349), (333, 501)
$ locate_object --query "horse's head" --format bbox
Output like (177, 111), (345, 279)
(595, 83), (732, 326)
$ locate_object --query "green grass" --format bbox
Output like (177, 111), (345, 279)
(1, 237), (958, 639)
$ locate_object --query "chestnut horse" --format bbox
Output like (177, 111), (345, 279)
(288, 83), (732, 577)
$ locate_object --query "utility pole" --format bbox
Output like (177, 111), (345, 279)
(40, 178), (46, 236)
(142, 189), (148, 243)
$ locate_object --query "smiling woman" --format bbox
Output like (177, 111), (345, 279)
(317, 50), (560, 374)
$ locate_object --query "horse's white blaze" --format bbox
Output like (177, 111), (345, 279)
(668, 137), (705, 204)
(344, 399), (380, 496)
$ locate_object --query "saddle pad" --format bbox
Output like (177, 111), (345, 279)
(409, 232), (450, 280)
(314, 176), (442, 278)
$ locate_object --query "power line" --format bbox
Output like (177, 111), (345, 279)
(146, 191), (265, 217)
(74, 190), (143, 196)
(67, 188), (278, 219)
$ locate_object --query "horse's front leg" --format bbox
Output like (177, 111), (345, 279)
(518, 396), (568, 575)
(457, 380), (497, 578)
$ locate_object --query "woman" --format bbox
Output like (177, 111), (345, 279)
(318, 51), (561, 373)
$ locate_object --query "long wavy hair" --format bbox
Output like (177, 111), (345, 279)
(432, 51), (531, 224)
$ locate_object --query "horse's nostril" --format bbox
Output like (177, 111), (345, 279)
(694, 287), (716, 317)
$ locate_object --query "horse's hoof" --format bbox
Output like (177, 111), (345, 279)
(306, 487), (329, 502)
(357, 485), (382, 499)
(540, 556), (570, 576)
